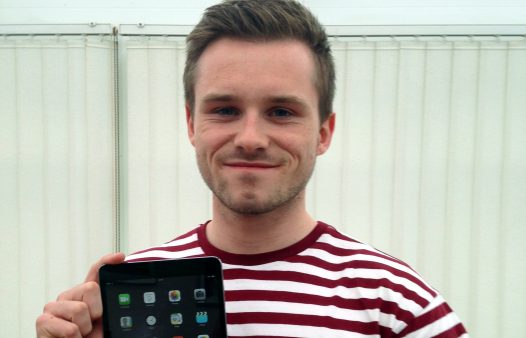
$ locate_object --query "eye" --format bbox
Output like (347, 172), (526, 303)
(268, 108), (293, 118)
(214, 107), (239, 116)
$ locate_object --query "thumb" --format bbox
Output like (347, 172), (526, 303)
(84, 252), (126, 283)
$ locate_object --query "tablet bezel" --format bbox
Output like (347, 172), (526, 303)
(99, 256), (227, 338)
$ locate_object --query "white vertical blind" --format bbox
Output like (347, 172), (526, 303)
(0, 35), (116, 337)
(120, 36), (211, 254)
(1, 29), (524, 338)
(312, 36), (526, 337)
(123, 34), (526, 337)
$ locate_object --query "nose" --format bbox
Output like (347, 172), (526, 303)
(233, 111), (269, 152)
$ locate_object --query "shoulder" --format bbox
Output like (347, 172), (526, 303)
(125, 225), (205, 262)
(309, 223), (468, 336)
(305, 224), (438, 313)
(313, 223), (432, 288)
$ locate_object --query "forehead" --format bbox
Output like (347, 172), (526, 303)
(193, 38), (319, 105)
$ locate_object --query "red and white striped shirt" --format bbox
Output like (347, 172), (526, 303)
(126, 221), (468, 337)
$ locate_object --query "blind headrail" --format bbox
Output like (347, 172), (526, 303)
(1, 24), (524, 37)
(118, 24), (526, 37)
(0, 24), (113, 35)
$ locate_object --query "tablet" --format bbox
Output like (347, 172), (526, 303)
(99, 256), (227, 338)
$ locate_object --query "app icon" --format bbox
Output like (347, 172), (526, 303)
(143, 291), (156, 304)
(194, 288), (206, 300)
(195, 311), (208, 324)
(168, 290), (181, 302)
(118, 293), (130, 306)
(170, 312), (183, 325)
(120, 316), (133, 329)
(146, 315), (157, 326)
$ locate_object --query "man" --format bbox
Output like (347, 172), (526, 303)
(36, 0), (468, 337)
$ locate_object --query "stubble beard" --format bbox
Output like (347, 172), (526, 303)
(196, 153), (316, 215)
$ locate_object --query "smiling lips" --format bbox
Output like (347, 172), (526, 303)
(224, 161), (279, 170)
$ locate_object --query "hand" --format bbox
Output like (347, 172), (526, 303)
(36, 252), (126, 338)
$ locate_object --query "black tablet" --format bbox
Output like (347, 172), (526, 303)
(99, 256), (227, 338)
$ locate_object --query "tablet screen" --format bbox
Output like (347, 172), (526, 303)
(99, 257), (227, 338)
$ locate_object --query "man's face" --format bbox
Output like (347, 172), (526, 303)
(187, 38), (334, 215)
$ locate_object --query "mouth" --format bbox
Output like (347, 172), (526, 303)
(223, 161), (280, 170)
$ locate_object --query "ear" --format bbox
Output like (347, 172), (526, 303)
(186, 104), (196, 146)
(317, 113), (335, 155)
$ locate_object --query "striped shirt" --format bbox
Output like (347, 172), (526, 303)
(126, 221), (468, 337)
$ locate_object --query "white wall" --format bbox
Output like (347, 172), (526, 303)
(1, 0), (526, 26)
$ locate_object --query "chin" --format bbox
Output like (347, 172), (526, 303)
(228, 204), (275, 215)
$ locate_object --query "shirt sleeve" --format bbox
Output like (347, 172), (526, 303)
(397, 295), (469, 337)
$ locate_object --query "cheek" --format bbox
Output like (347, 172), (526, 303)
(194, 130), (229, 162)
(280, 137), (318, 164)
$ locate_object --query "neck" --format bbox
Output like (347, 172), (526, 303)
(206, 192), (317, 254)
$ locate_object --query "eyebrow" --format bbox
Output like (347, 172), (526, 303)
(201, 93), (309, 107)
(270, 95), (308, 107)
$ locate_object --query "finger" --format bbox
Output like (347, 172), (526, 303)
(36, 312), (83, 338)
(57, 281), (103, 320)
(84, 252), (126, 283)
(41, 301), (93, 336)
